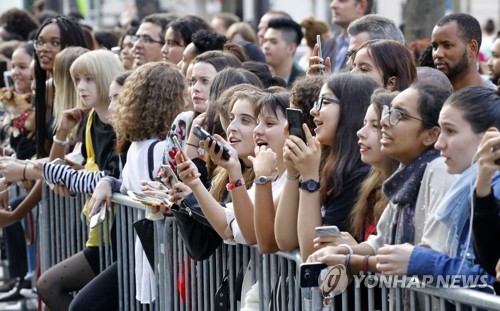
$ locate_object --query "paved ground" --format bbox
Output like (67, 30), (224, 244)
(0, 266), (36, 311)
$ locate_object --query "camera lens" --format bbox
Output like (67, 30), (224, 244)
(304, 269), (311, 279)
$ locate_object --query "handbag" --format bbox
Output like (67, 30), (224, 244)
(133, 218), (155, 268)
(170, 192), (222, 261)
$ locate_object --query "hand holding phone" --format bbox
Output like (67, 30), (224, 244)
(172, 136), (188, 163)
(286, 108), (305, 141)
(90, 202), (107, 228)
(159, 164), (179, 188)
(192, 125), (231, 161)
(300, 262), (327, 287)
(316, 35), (324, 75)
(315, 225), (341, 237)
(127, 190), (166, 206)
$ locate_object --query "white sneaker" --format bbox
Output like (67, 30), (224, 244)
(19, 288), (37, 299)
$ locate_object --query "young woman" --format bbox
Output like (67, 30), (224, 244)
(164, 51), (242, 169)
(308, 82), (454, 273)
(84, 61), (185, 307)
(350, 90), (400, 242)
(351, 39), (417, 91)
(161, 15), (210, 65)
(276, 73), (379, 260)
(0, 16), (87, 226)
(176, 85), (264, 242)
(34, 50), (123, 311)
(374, 86), (500, 290)
(10, 43), (34, 94)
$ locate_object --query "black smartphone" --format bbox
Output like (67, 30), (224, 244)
(286, 108), (305, 141)
(317, 34), (324, 75)
(0, 61), (7, 88)
(300, 262), (327, 287)
(192, 125), (231, 161)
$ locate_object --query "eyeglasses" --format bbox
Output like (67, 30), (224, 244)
(313, 96), (340, 111)
(131, 35), (165, 45)
(382, 108), (427, 126)
(33, 39), (61, 50)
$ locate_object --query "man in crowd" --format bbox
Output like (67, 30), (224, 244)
(431, 13), (497, 91)
(262, 18), (304, 87)
(132, 13), (176, 68)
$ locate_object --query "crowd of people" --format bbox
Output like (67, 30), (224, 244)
(0, 0), (499, 310)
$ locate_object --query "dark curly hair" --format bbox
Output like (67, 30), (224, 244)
(192, 29), (227, 55)
(0, 8), (39, 41)
(290, 75), (325, 132)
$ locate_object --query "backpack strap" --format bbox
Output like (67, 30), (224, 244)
(147, 140), (160, 180)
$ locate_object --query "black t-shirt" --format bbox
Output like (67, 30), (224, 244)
(80, 111), (120, 178)
(322, 164), (370, 231)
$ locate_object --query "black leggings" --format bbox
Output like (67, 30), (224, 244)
(69, 262), (119, 311)
(36, 249), (98, 310)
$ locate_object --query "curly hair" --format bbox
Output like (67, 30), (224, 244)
(112, 62), (185, 148)
(0, 8), (39, 41)
(290, 74), (325, 132)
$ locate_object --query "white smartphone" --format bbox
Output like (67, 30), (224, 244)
(90, 203), (106, 228)
(316, 35), (324, 74)
(315, 225), (341, 237)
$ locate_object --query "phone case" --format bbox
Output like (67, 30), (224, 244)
(192, 125), (231, 160)
(299, 262), (327, 287)
(286, 108), (305, 141)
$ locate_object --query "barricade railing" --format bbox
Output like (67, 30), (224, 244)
(40, 185), (500, 311)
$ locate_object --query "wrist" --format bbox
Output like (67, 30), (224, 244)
(475, 180), (492, 197)
(301, 173), (319, 181)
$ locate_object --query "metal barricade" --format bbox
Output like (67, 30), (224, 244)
(40, 187), (500, 311)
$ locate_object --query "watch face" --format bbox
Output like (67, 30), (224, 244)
(307, 180), (317, 191)
(258, 176), (267, 184)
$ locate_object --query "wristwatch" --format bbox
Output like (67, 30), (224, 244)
(299, 179), (320, 192)
(254, 175), (275, 185)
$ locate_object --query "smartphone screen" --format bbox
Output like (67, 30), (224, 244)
(128, 190), (165, 205)
(286, 108), (305, 141)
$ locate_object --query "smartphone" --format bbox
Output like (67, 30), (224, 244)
(127, 190), (166, 206)
(192, 125), (231, 161)
(3, 71), (13, 88)
(286, 108), (305, 141)
(172, 135), (188, 162)
(300, 262), (327, 287)
(315, 225), (341, 237)
(160, 164), (179, 187)
(89, 202), (106, 228)
(316, 35), (324, 74)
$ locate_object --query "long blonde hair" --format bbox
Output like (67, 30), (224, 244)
(51, 47), (89, 139)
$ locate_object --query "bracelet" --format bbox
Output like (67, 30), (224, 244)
(362, 255), (370, 274)
(226, 178), (245, 191)
(23, 163), (27, 180)
(286, 172), (300, 180)
(344, 254), (353, 278)
(338, 243), (353, 255)
(52, 134), (69, 146)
